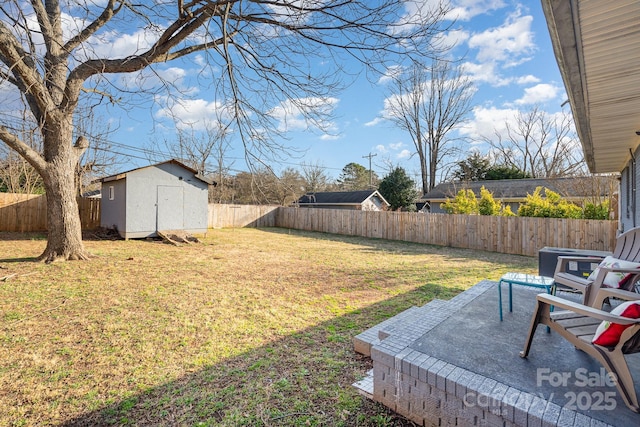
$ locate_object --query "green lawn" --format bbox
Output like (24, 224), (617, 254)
(0, 228), (536, 426)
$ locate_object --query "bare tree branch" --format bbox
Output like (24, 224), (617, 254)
(0, 0), (452, 261)
(485, 107), (587, 178)
(385, 58), (475, 193)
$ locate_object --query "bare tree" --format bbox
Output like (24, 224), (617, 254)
(0, 1), (451, 261)
(386, 59), (475, 194)
(73, 109), (120, 196)
(151, 121), (236, 202)
(484, 106), (587, 178)
(153, 123), (233, 175)
(301, 161), (332, 193)
(0, 110), (43, 193)
(231, 167), (304, 205)
(275, 167), (306, 206)
(0, 107), (116, 196)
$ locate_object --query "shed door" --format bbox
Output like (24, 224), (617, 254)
(157, 185), (184, 231)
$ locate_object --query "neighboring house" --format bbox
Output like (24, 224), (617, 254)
(542, 1), (639, 231)
(296, 190), (390, 211)
(420, 177), (617, 214)
(99, 160), (213, 239)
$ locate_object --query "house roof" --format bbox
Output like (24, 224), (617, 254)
(98, 159), (214, 185)
(542, 0), (640, 173)
(297, 190), (389, 206)
(421, 177), (616, 202)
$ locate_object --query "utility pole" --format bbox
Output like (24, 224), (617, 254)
(362, 152), (377, 189)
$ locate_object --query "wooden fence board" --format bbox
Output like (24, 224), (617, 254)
(0, 198), (619, 257)
(273, 207), (617, 257)
(0, 193), (99, 232)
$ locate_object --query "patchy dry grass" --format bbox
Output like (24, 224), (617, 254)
(0, 228), (536, 426)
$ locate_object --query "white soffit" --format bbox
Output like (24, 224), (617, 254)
(582, 1), (640, 172)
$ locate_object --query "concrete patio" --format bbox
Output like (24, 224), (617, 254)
(353, 280), (640, 427)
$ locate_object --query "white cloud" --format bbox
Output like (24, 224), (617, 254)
(365, 117), (386, 127)
(516, 75), (540, 85)
(468, 13), (535, 64)
(392, 0), (447, 32)
(514, 83), (560, 105)
(461, 10), (537, 88)
(194, 54), (207, 67)
(268, 97), (339, 133)
(378, 65), (404, 84)
(459, 105), (575, 148)
(459, 106), (519, 139)
(320, 133), (340, 141)
(434, 29), (471, 50)
(461, 61), (511, 86)
(374, 140), (412, 160)
(115, 66), (195, 95)
(397, 149), (412, 159)
(83, 27), (163, 60)
(155, 98), (231, 130)
(446, 0), (507, 21)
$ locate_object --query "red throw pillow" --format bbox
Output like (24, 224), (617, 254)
(592, 301), (640, 347)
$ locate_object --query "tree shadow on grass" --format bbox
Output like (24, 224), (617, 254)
(62, 282), (464, 427)
(0, 231), (47, 241)
(0, 257), (39, 263)
(259, 227), (535, 265)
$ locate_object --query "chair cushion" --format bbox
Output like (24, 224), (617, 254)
(592, 301), (640, 347)
(587, 256), (640, 289)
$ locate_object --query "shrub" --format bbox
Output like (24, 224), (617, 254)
(441, 189), (478, 214)
(478, 186), (501, 216)
(518, 187), (583, 219)
(442, 186), (512, 216)
(583, 200), (611, 220)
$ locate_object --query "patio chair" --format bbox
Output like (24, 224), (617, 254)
(520, 287), (640, 413)
(554, 226), (640, 306)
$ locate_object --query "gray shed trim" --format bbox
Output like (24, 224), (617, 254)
(99, 159), (214, 186)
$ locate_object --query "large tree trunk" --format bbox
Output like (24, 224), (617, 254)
(40, 168), (89, 262)
(38, 123), (90, 263)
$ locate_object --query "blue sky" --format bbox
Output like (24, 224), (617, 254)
(122, 0), (568, 183)
(297, 0), (567, 182)
(3, 1), (569, 185)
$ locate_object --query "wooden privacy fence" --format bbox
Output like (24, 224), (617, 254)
(208, 204), (279, 228)
(0, 197), (619, 257)
(273, 207), (618, 257)
(203, 204), (620, 256)
(0, 193), (100, 232)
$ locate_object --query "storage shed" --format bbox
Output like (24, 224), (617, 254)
(99, 160), (212, 239)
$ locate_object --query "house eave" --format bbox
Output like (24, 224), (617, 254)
(542, 0), (640, 173)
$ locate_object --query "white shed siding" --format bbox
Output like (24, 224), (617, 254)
(101, 161), (209, 239)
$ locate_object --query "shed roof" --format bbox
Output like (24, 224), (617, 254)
(421, 177), (615, 201)
(298, 190), (389, 206)
(98, 159), (214, 185)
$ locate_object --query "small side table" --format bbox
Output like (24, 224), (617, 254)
(498, 272), (555, 321)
